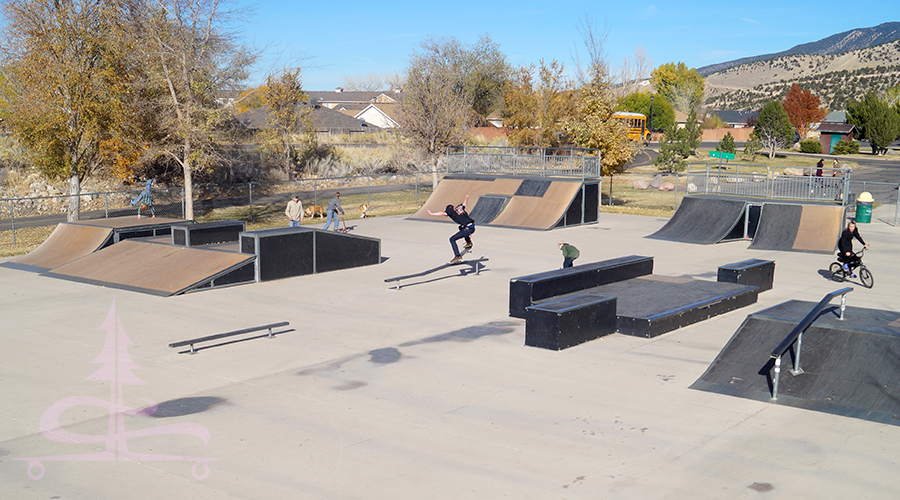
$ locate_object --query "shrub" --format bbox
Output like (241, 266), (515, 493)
(799, 140), (822, 154)
(832, 140), (860, 155)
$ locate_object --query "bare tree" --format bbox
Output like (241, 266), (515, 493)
(569, 16), (640, 204)
(397, 38), (473, 188)
(397, 36), (507, 187)
(609, 46), (652, 102)
(140, 0), (255, 220)
(341, 73), (386, 91)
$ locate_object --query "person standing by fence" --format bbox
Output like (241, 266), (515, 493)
(285, 194), (304, 227)
(323, 192), (345, 232)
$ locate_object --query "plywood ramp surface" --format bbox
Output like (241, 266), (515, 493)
(490, 181), (582, 229)
(409, 177), (521, 220)
(71, 216), (187, 229)
(9, 223), (113, 270)
(793, 205), (844, 253)
(45, 240), (254, 296)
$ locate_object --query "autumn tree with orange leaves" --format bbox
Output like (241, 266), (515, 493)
(782, 83), (827, 141)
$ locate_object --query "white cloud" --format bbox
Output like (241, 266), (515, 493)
(640, 6), (658, 21)
(741, 18), (761, 24)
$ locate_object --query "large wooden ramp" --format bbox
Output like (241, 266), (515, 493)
(44, 240), (255, 296)
(647, 196), (748, 244)
(3, 216), (190, 272)
(691, 300), (900, 426)
(748, 203), (844, 253)
(409, 174), (593, 230)
(3, 223), (114, 271)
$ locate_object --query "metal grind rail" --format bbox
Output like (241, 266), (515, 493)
(169, 321), (290, 354)
(768, 287), (853, 400)
(385, 257), (489, 290)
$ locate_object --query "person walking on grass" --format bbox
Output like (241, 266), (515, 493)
(323, 192), (345, 232)
(285, 194), (304, 227)
(427, 194), (475, 264)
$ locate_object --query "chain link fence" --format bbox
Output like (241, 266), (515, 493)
(1, 172), (434, 253)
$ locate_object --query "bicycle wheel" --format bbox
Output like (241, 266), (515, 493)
(859, 266), (874, 288)
(829, 262), (846, 282)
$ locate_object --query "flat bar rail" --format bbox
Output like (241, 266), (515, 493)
(169, 321), (290, 354)
(385, 258), (489, 290)
(769, 287), (852, 400)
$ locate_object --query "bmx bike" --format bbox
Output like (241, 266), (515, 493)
(829, 247), (873, 288)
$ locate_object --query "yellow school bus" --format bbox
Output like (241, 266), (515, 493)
(611, 111), (650, 143)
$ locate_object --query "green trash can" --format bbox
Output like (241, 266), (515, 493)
(855, 192), (873, 223)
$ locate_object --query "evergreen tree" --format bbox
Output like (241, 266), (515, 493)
(847, 92), (900, 155)
(653, 123), (690, 173)
(684, 108), (702, 155)
(717, 132), (736, 154)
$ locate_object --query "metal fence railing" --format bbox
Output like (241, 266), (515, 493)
(684, 162), (851, 205)
(447, 146), (602, 179)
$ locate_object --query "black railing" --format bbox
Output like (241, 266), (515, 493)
(769, 287), (853, 400)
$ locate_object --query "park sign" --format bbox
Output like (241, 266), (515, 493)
(709, 150), (735, 160)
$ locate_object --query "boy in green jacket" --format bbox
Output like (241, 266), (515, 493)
(559, 242), (579, 268)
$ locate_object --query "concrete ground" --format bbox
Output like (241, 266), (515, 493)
(2, 206), (900, 499)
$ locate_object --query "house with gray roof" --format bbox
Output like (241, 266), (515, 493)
(235, 102), (381, 136)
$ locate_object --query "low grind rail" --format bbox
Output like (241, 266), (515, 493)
(384, 257), (488, 290)
(768, 287), (853, 400)
(169, 321), (290, 354)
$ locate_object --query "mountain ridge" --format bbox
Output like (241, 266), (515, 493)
(698, 21), (900, 76)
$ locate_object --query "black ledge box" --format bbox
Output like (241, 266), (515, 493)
(525, 294), (617, 350)
(717, 259), (774, 292)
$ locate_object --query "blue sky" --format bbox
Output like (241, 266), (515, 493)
(236, 0), (895, 90)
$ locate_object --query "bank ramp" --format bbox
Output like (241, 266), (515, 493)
(691, 300), (900, 426)
(44, 240), (255, 296)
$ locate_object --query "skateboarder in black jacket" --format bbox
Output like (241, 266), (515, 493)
(427, 194), (475, 264)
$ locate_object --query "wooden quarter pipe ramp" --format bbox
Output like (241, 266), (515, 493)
(748, 203), (844, 253)
(3, 223), (114, 271)
(409, 174), (598, 230)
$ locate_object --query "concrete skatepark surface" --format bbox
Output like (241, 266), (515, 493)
(3, 206), (900, 499)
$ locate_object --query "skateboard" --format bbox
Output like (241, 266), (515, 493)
(450, 247), (471, 264)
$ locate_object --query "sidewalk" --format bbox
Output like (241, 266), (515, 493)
(2, 212), (899, 499)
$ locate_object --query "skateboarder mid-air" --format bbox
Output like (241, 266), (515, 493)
(427, 194), (475, 264)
